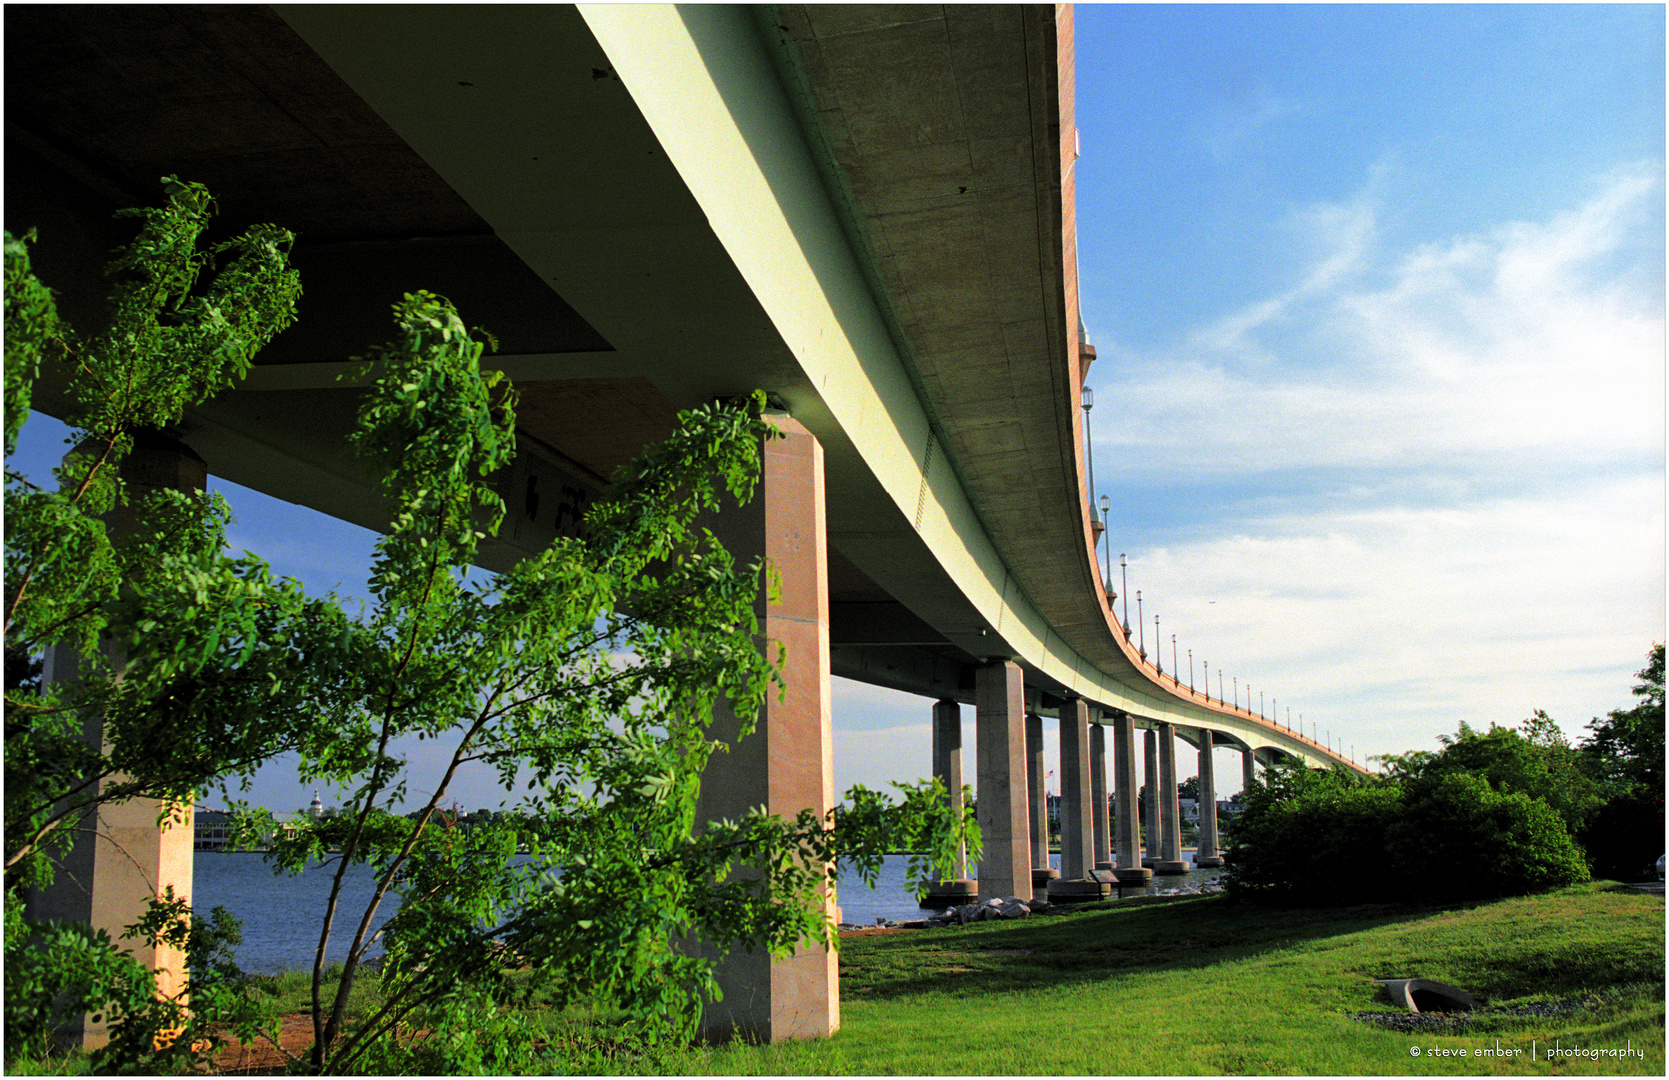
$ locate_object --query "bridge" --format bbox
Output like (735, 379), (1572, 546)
(9, 3), (1365, 1045)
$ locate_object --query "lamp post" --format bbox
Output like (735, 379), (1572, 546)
(1232, 676), (1238, 710)
(1119, 554), (1130, 633)
(1136, 591), (1145, 659)
(1188, 649), (1194, 694)
(1171, 634), (1178, 683)
(1154, 615), (1162, 674)
(1081, 385), (1096, 515)
(1099, 495), (1111, 597)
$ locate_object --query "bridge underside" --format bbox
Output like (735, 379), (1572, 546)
(10, 1), (1361, 1046)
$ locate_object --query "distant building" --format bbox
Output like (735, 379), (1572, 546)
(193, 807), (232, 851)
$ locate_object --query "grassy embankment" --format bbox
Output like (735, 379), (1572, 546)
(680, 881), (1663, 1076)
(23, 881), (1656, 1074)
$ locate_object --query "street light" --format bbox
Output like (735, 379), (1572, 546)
(1171, 634), (1178, 683)
(1099, 495), (1112, 597)
(1136, 591), (1145, 659)
(1081, 385), (1096, 519)
(1119, 554), (1130, 634)
(1154, 614), (1162, 674)
(1188, 649), (1194, 693)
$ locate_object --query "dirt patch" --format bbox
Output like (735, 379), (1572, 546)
(213, 1014), (315, 1075)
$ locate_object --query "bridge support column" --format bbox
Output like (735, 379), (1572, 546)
(1155, 723), (1189, 875)
(1024, 709), (1054, 888)
(1057, 699), (1093, 881)
(1111, 714), (1151, 888)
(696, 416), (836, 1042)
(1142, 728), (1163, 868)
(1242, 748), (1257, 792)
(976, 661), (1031, 901)
(1090, 720), (1112, 870)
(27, 433), (203, 1049)
(1195, 730), (1222, 868)
(922, 699), (975, 906)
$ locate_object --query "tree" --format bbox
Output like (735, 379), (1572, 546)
(5, 181), (975, 1072)
(1576, 644), (1665, 880)
(6, 180), (313, 1070)
(1581, 644), (1665, 801)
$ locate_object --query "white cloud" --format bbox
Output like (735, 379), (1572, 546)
(1094, 165), (1664, 762)
(1102, 166), (1664, 480)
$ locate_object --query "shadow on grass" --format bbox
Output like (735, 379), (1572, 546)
(837, 893), (1442, 1001)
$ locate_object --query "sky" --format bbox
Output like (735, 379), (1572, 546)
(9, 4), (1664, 816)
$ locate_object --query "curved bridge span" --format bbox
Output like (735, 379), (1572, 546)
(12, 3), (1364, 1046)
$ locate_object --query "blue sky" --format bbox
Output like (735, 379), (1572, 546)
(11, 4), (1664, 814)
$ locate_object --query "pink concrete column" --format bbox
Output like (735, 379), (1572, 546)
(27, 433), (202, 1049)
(1142, 727), (1163, 866)
(695, 415), (836, 1042)
(1155, 722), (1189, 875)
(1057, 699), (1094, 880)
(975, 661), (1031, 901)
(1090, 720), (1112, 869)
(1110, 712), (1152, 887)
(923, 699), (976, 906)
(1024, 710), (1051, 880)
(1195, 730), (1223, 867)
(1243, 747), (1257, 793)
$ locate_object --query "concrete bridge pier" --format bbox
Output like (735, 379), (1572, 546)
(1090, 721), (1112, 870)
(922, 699), (976, 906)
(1024, 705), (1056, 889)
(27, 433), (203, 1050)
(1155, 723), (1189, 875)
(695, 416), (836, 1042)
(1195, 730), (1223, 868)
(975, 661), (1031, 901)
(1142, 728), (1163, 868)
(1047, 698), (1102, 902)
(1242, 748), (1258, 793)
(1110, 713), (1152, 888)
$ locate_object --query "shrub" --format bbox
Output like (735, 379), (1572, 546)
(1387, 773), (1588, 900)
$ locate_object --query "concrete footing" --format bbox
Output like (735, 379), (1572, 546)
(1112, 867), (1153, 887)
(1194, 855), (1223, 868)
(1094, 860), (1115, 871)
(1031, 867), (1060, 887)
(1154, 859), (1191, 876)
(920, 879), (977, 907)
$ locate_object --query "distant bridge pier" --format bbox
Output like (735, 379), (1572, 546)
(1155, 723), (1190, 875)
(975, 661), (1031, 901)
(1109, 713), (1151, 888)
(1047, 698), (1100, 902)
(1024, 705), (1055, 888)
(1242, 748), (1258, 792)
(1142, 728), (1163, 868)
(1090, 720), (1112, 870)
(923, 699), (975, 906)
(1195, 730), (1223, 868)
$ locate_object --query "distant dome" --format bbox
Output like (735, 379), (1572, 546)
(309, 791), (323, 818)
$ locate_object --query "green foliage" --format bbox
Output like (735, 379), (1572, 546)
(1226, 764), (1403, 902)
(1380, 718), (1602, 841)
(1386, 773), (1590, 900)
(1231, 727), (1592, 903)
(1581, 643), (1665, 801)
(5, 184), (974, 1073)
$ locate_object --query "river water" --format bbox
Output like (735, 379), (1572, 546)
(194, 851), (1225, 974)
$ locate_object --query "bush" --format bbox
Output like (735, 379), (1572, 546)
(1387, 773), (1588, 900)
(1226, 767), (1402, 902)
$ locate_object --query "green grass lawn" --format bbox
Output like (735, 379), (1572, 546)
(674, 882), (1664, 1076)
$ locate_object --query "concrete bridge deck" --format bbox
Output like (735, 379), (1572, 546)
(9, 2), (1364, 1045)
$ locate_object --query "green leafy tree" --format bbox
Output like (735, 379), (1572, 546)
(5, 179), (315, 1068)
(1580, 644), (1665, 801)
(1576, 644), (1665, 880)
(6, 182), (976, 1072)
